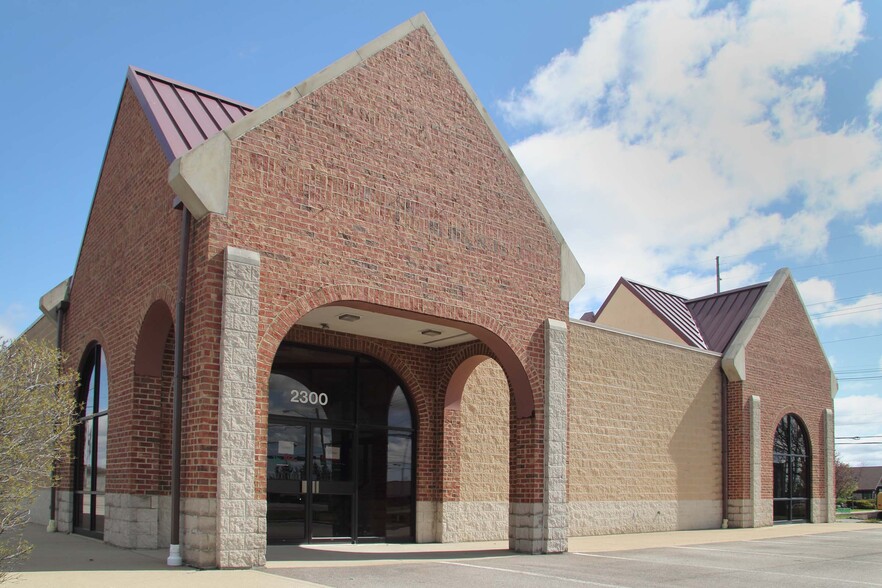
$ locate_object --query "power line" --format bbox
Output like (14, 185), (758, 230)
(811, 303), (882, 320)
(836, 441), (882, 445)
(805, 291), (882, 307)
(814, 266), (882, 280)
(838, 376), (882, 381)
(836, 435), (882, 440)
(822, 333), (882, 344)
(790, 253), (882, 271)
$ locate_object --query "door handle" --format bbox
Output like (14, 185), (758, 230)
(301, 480), (307, 493)
(313, 481), (319, 493)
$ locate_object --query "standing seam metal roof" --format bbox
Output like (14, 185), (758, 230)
(127, 66), (253, 162)
(687, 283), (767, 353)
(624, 280), (708, 349)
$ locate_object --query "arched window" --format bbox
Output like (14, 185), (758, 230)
(74, 345), (108, 537)
(773, 413), (810, 522)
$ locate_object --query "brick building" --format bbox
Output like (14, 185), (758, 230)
(35, 14), (835, 569)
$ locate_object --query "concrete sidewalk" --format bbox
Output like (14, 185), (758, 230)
(6, 521), (878, 587)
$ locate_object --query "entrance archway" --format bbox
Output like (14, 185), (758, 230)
(266, 344), (416, 543)
(773, 413), (811, 522)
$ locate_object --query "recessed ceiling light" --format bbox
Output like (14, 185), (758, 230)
(338, 313), (361, 322)
(420, 329), (442, 337)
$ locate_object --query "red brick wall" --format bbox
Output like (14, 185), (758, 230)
(202, 27), (565, 503)
(749, 278), (832, 501)
(727, 278), (833, 502)
(61, 83), (181, 495)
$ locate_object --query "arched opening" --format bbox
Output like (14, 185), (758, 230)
(442, 356), (509, 542)
(266, 344), (416, 544)
(773, 413), (811, 523)
(74, 344), (109, 538)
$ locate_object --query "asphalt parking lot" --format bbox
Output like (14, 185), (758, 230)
(265, 527), (882, 587)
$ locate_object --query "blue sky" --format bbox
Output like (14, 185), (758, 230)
(1, 0), (880, 464)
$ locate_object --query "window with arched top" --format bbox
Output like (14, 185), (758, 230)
(74, 345), (109, 537)
(773, 413), (810, 522)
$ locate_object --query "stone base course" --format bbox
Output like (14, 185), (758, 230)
(416, 501), (439, 542)
(441, 501), (508, 542)
(569, 500), (722, 535)
(105, 493), (170, 549)
(181, 497), (217, 568)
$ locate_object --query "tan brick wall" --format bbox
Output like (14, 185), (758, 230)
(594, 285), (687, 346)
(569, 322), (723, 533)
(460, 359), (509, 503)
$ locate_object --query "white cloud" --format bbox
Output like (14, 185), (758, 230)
(502, 0), (882, 313)
(869, 79), (882, 119)
(797, 277), (837, 308)
(798, 277), (882, 328)
(858, 222), (882, 247)
(835, 394), (882, 466)
(813, 293), (882, 328)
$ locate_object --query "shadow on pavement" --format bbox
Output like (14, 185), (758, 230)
(10, 523), (173, 573)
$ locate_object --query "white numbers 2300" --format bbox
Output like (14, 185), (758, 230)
(288, 389), (328, 406)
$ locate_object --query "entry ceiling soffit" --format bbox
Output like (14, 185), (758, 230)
(297, 306), (476, 348)
(167, 12), (586, 303)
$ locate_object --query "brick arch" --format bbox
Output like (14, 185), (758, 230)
(133, 300), (174, 377)
(70, 330), (110, 377)
(259, 284), (535, 418)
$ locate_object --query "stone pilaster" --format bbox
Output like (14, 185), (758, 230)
(543, 318), (568, 553)
(216, 246), (265, 568)
(823, 408), (835, 523)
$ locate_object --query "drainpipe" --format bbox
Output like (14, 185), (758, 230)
(721, 372), (729, 528)
(168, 207), (191, 567)
(48, 299), (69, 533)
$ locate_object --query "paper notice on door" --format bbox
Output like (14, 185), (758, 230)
(278, 441), (294, 455)
(325, 446), (340, 460)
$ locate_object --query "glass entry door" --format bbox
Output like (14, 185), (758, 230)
(267, 423), (355, 543)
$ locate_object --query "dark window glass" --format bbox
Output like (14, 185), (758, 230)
(388, 388), (412, 429)
(74, 346), (109, 538)
(772, 413), (810, 523)
(271, 346), (355, 422)
(268, 344), (415, 544)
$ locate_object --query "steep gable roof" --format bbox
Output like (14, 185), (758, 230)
(687, 283), (767, 353)
(127, 66), (252, 162)
(610, 278), (708, 349)
(853, 466), (882, 492)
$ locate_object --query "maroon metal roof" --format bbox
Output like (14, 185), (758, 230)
(687, 283), (767, 353)
(623, 279), (708, 349)
(127, 66), (253, 161)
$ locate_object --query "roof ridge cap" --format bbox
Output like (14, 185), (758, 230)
(128, 66), (253, 110)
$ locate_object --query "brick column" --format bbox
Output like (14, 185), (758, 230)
(216, 246), (265, 568)
(748, 395), (765, 526)
(509, 319), (568, 554)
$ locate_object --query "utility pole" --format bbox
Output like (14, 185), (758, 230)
(716, 256), (721, 294)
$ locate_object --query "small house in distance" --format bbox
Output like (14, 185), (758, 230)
(851, 466), (882, 501)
